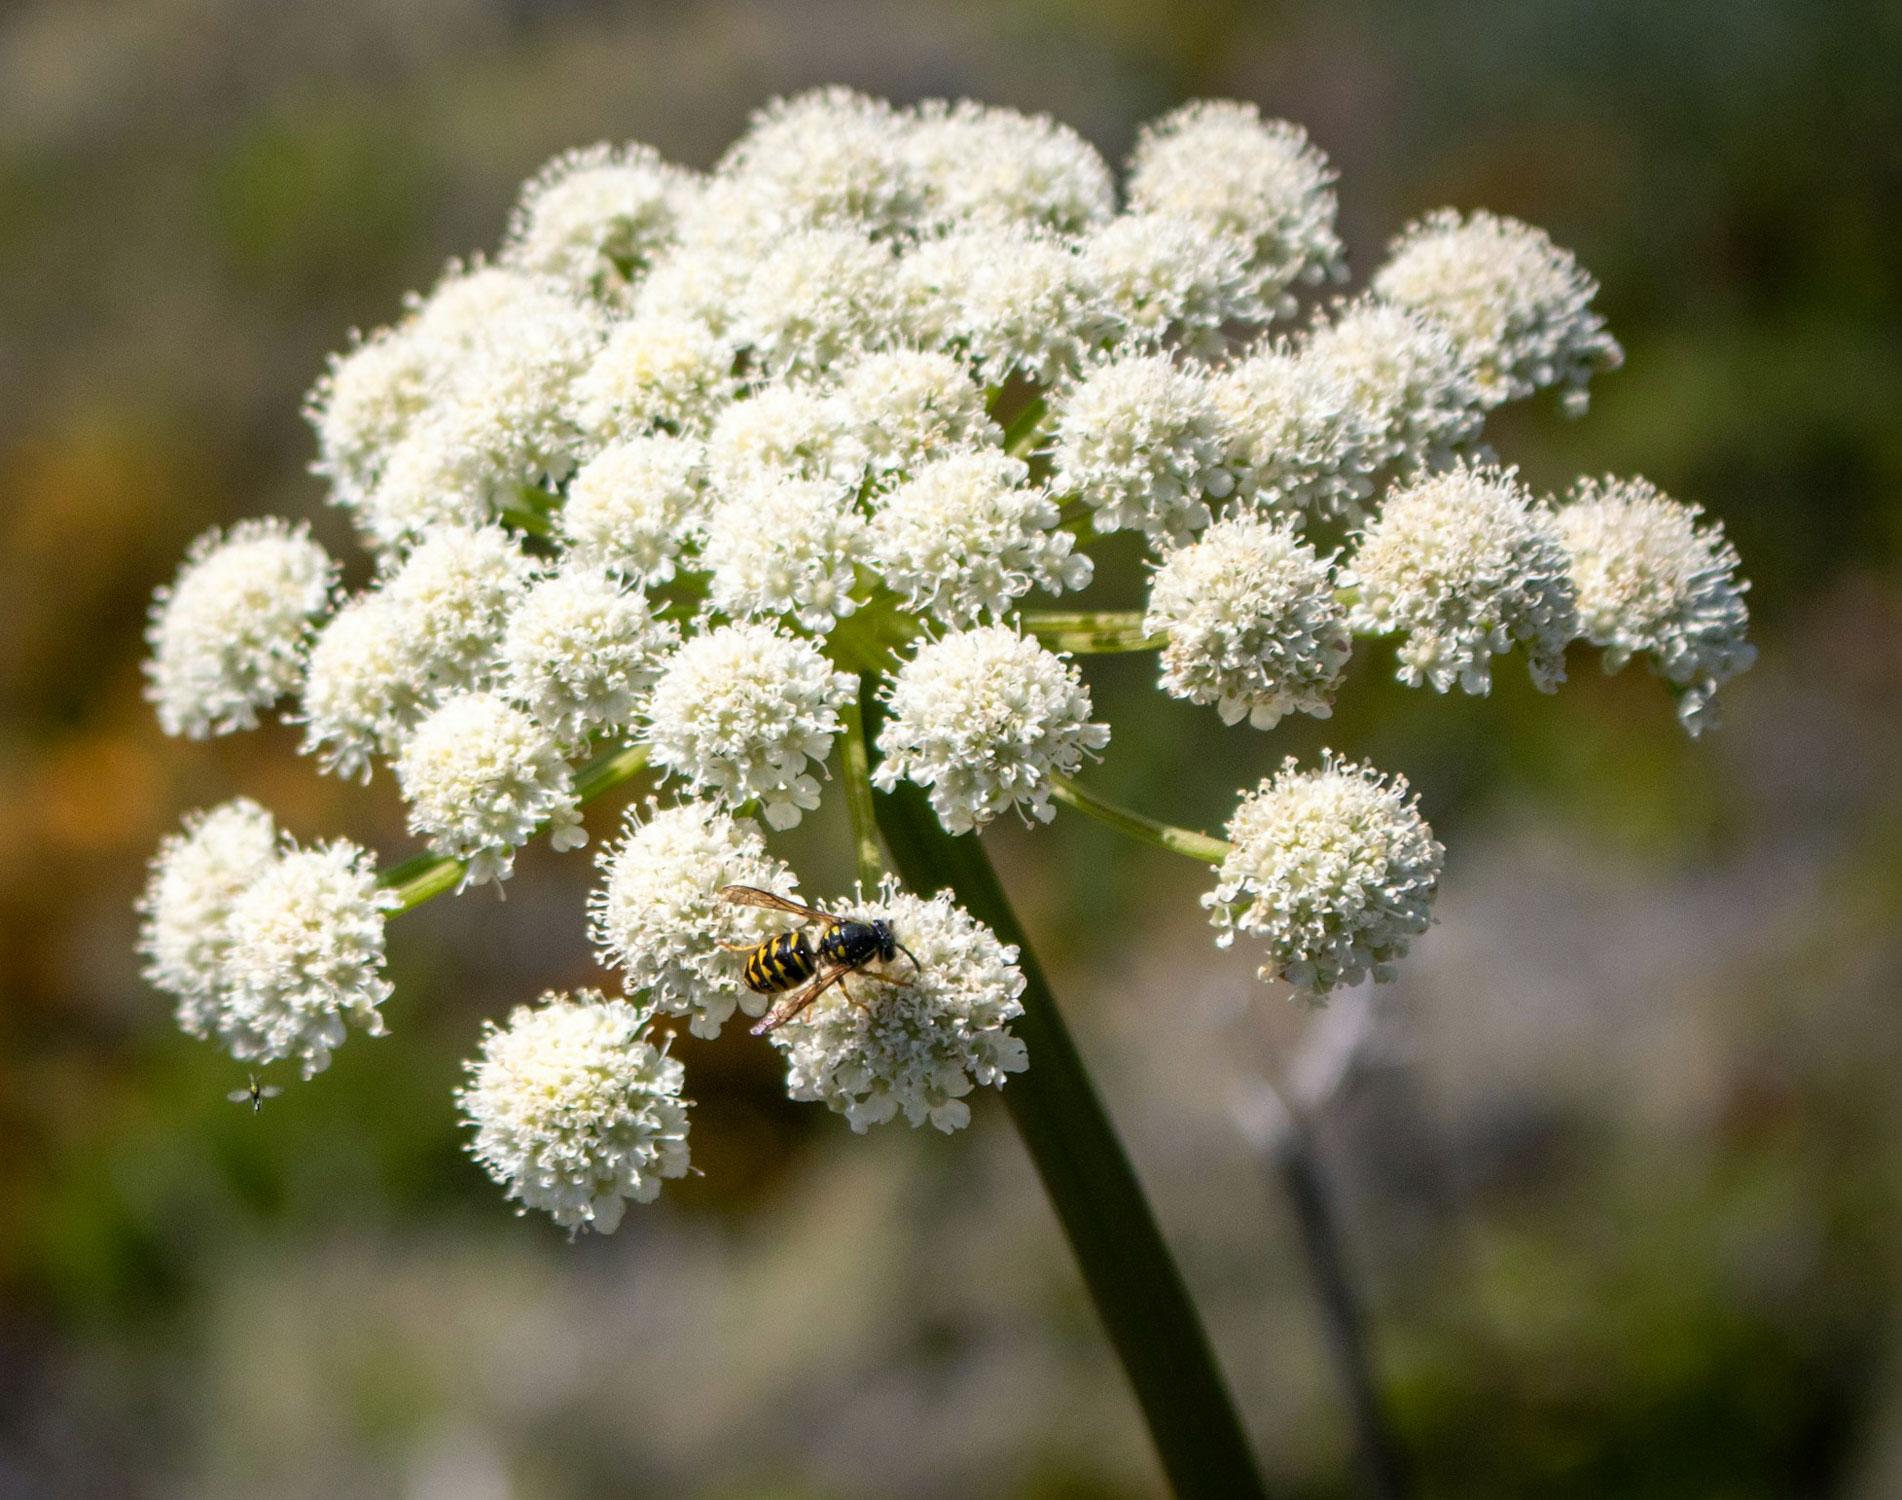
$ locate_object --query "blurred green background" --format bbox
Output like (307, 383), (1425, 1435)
(2, 1), (1899, 1495)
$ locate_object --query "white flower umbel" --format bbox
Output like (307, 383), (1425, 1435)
(559, 434), (710, 587)
(220, 840), (397, 1078)
(734, 227), (899, 380)
(642, 623), (854, 830)
(771, 882), (1027, 1133)
(459, 990), (691, 1235)
(395, 691), (584, 887)
(502, 142), (696, 303)
(1213, 344), (1377, 521)
(1205, 755), (1443, 1001)
(707, 382), (866, 496)
(870, 449), (1090, 627)
(898, 224), (1110, 386)
(1347, 463), (1578, 695)
(381, 524), (538, 696)
(1053, 353), (1236, 549)
(716, 87), (923, 241)
(297, 596), (427, 780)
(833, 349), (995, 481)
(702, 476), (868, 633)
(145, 519), (337, 739)
(873, 627), (1109, 834)
(306, 326), (433, 502)
(1084, 212), (1266, 356)
(1553, 476), (1757, 735)
(1372, 209), (1623, 415)
(1303, 297), (1486, 477)
(1146, 515), (1351, 729)
(906, 100), (1114, 234)
(502, 565), (679, 746)
(1126, 101), (1344, 317)
(571, 313), (739, 443)
(590, 801), (800, 1037)
(137, 799), (279, 1039)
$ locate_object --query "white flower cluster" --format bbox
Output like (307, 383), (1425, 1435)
(140, 90), (1756, 1230)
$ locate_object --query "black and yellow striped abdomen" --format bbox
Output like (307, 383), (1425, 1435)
(742, 928), (819, 995)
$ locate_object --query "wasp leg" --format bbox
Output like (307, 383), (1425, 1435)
(751, 968), (846, 1035)
(715, 940), (755, 952)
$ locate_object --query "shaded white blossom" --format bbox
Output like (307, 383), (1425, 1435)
(502, 565), (678, 745)
(906, 100), (1113, 233)
(1205, 755), (1443, 1000)
(1084, 212), (1266, 355)
(1213, 344), (1377, 520)
(137, 800), (279, 1038)
(1303, 297), (1485, 476)
(1553, 476), (1756, 734)
(145, 519), (336, 738)
(395, 691), (584, 887)
(870, 449), (1090, 626)
(571, 314), (739, 443)
(833, 349), (995, 480)
(220, 840), (397, 1078)
(1346, 463), (1577, 694)
(702, 476), (868, 633)
(1146, 515), (1351, 729)
(1126, 101), (1344, 316)
(642, 623), (853, 830)
(1053, 353), (1236, 548)
(460, 990), (691, 1235)
(559, 434), (711, 586)
(873, 627), (1109, 834)
(1373, 209), (1622, 415)
(771, 882), (1027, 1132)
(502, 142), (696, 302)
(590, 801), (799, 1037)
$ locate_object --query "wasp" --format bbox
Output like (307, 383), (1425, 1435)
(718, 885), (921, 1034)
(228, 1073), (281, 1113)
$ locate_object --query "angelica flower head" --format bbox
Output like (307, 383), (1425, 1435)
(1303, 297), (1486, 476)
(1205, 755), (1444, 1001)
(297, 595), (428, 780)
(1346, 462), (1578, 695)
(395, 691), (584, 888)
(137, 799), (280, 1038)
(1053, 352), (1237, 549)
(873, 627), (1110, 835)
(1147, 515), (1352, 730)
(590, 801), (800, 1038)
(833, 348), (995, 480)
(502, 142), (697, 303)
(734, 227), (899, 379)
(1553, 476), (1756, 734)
(771, 881), (1027, 1132)
(1126, 101), (1344, 316)
(707, 382), (865, 495)
(306, 326), (434, 502)
(459, 990), (691, 1235)
(642, 623), (854, 830)
(558, 433), (710, 587)
(380, 524), (537, 696)
(145, 519), (337, 739)
(716, 87), (924, 241)
(220, 840), (397, 1078)
(571, 313), (740, 443)
(906, 99), (1114, 234)
(1213, 343), (1378, 521)
(701, 476), (868, 633)
(1373, 209), (1623, 415)
(1084, 212), (1267, 356)
(870, 449), (1091, 627)
(501, 565), (678, 747)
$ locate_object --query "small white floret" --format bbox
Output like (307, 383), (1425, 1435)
(559, 434), (711, 587)
(733, 227), (900, 379)
(502, 142), (697, 303)
(833, 349), (996, 481)
(571, 314), (740, 443)
(702, 476), (868, 633)
(1212, 343), (1379, 521)
(297, 595), (428, 780)
(502, 565), (679, 746)
(906, 100), (1113, 234)
(1302, 297), (1486, 477)
(1084, 212), (1267, 355)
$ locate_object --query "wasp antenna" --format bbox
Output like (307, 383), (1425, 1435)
(896, 942), (922, 977)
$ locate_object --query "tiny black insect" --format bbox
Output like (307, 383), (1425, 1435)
(717, 886), (921, 1034)
(228, 1073), (281, 1113)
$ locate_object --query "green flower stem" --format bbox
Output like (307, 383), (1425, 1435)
(1049, 775), (1232, 864)
(497, 496), (554, 537)
(837, 693), (891, 888)
(864, 679), (1268, 1500)
(379, 743), (652, 915)
(1002, 395), (1050, 457)
(1020, 609), (1166, 655)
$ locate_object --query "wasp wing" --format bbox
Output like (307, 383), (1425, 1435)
(718, 885), (835, 923)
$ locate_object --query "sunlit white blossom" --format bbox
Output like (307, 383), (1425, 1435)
(702, 476), (868, 633)
(395, 691), (585, 887)
(707, 382), (866, 495)
(1147, 514), (1351, 729)
(590, 801), (800, 1037)
(571, 313), (739, 443)
(306, 326), (434, 502)
(297, 595), (428, 780)
(772, 882), (1027, 1132)
(1553, 475), (1756, 734)
(1373, 209), (1622, 415)
(1205, 754), (1443, 1000)
(381, 524), (537, 696)
(145, 519), (336, 739)
(1303, 297), (1485, 476)
(1053, 353), (1236, 548)
(716, 87), (924, 240)
(559, 433), (711, 586)
(502, 142), (697, 302)
(460, 990), (691, 1235)
(1084, 212), (1266, 355)
(1213, 343), (1379, 521)
(642, 623), (854, 830)
(833, 349), (995, 480)
(502, 565), (679, 746)
(906, 100), (1113, 234)
(734, 227), (899, 379)
(870, 449), (1090, 626)
(874, 627), (1109, 834)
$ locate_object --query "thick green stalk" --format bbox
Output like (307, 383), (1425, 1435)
(378, 743), (652, 915)
(1020, 609), (1166, 655)
(837, 694), (891, 888)
(863, 681), (1268, 1499)
(1049, 775), (1232, 864)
